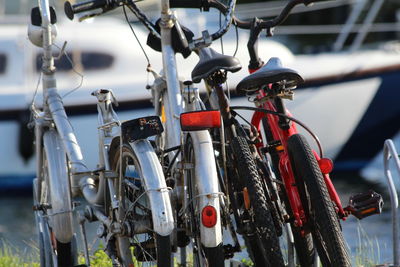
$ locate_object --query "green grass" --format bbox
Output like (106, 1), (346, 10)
(354, 221), (383, 267)
(0, 225), (387, 267)
(0, 240), (39, 267)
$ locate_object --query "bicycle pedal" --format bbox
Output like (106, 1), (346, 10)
(344, 190), (383, 220)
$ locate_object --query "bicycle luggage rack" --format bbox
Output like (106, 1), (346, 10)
(380, 139), (400, 267)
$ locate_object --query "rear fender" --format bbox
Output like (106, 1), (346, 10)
(129, 139), (174, 236)
(189, 130), (223, 247)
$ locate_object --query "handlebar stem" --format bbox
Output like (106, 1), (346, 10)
(247, 18), (264, 71)
(39, 0), (55, 74)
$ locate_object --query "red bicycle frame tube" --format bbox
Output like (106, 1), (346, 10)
(251, 88), (346, 232)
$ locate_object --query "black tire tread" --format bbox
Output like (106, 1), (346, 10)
(232, 136), (284, 267)
(156, 234), (173, 267)
(287, 134), (351, 267)
(204, 244), (225, 267)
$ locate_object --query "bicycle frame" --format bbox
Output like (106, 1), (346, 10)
(250, 88), (346, 232)
(32, 0), (87, 245)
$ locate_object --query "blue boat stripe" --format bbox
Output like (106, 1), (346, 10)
(334, 71), (400, 171)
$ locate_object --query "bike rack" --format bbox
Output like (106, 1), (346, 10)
(383, 139), (400, 267)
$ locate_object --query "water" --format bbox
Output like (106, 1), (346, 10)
(0, 179), (395, 265)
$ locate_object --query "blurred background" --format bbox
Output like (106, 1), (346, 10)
(0, 0), (400, 265)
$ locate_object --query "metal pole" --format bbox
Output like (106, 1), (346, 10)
(383, 139), (400, 267)
(349, 0), (385, 52)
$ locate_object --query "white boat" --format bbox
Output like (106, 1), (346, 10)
(0, 2), (399, 189)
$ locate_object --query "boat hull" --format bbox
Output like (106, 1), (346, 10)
(1, 64), (399, 190)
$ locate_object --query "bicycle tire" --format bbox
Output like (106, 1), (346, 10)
(35, 136), (75, 267)
(109, 143), (172, 266)
(261, 118), (316, 266)
(287, 134), (351, 267)
(231, 136), (284, 267)
(185, 136), (225, 267)
(292, 230), (315, 267)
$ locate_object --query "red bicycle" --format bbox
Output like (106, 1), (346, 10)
(229, 1), (383, 265)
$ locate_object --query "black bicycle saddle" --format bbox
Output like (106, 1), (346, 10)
(236, 57), (304, 95)
(191, 47), (242, 83)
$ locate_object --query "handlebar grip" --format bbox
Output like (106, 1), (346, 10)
(64, 0), (108, 20)
(169, 0), (203, 8)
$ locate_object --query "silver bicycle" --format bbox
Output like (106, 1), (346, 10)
(29, 1), (174, 266)
(64, 0), (240, 265)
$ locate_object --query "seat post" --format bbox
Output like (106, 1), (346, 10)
(272, 87), (291, 130)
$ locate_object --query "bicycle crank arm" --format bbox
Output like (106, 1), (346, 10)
(344, 190), (383, 220)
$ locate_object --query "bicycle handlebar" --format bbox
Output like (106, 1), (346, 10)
(64, 0), (317, 52)
(64, 0), (123, 20)
(209, 0), (320, 30)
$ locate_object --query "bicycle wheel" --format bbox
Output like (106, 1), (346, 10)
(34, 138), (75, 267)
(230, 136), (284, 267)
(185, 136), (225, 267)
(109, 143), (172, 266)
(261, 118), (316, 266)
(287, 134), (351, 267)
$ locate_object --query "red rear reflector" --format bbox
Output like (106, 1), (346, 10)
(201, 205), (218, 228)
(180, 110), (221, 131)
(318, 158), (333, 174)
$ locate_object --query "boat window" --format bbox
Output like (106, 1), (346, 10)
(81, 52), (114, 70)
(35, 52), (114, 72)
(0, 54), (7, 74)
(35, 53), (73, 72)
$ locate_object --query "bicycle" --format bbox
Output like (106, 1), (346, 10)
(184, 1), (318, 266)
(29, 1), (174, 266)
(64, 0), (240, 265)
(231, 0), (384, 266)
(190, 39), (285, 267)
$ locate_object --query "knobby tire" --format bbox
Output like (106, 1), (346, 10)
(287, 134), (351, 267)
(231, 136), (284, 267)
